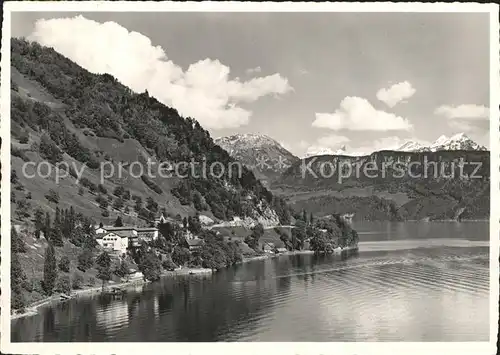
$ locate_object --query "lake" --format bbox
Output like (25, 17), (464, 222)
(11, 221), (490, 342)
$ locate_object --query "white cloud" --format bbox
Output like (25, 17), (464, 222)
(246, 66), (262, 75)
(434, 104), (489, 132)
(278, 140), (292, 152)
(296, 68), (309, 76)
(28, 16), (292, 130)
(312, 96), (413, 131)
(434, 104), (489, 119)
(447, 120), (477, 132)
(376, 81), (416, 107)
(316, 134), (350, 148)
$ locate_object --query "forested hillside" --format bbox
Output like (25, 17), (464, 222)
(274, 150), (490, 221)
(10, 38), (291, 226)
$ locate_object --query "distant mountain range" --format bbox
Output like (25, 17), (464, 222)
(217, 132), (487, 166)
(274, 149), (490, 222)
(214, 132), (490, 222)
(396, 133), (487, 152)
(303, 133), (487, 158)
(214, 134), (299, 185)
(304, 145), (349, 158)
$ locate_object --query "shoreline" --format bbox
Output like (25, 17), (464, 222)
(11, 247), (358, 321)
(11, 267), (213, 321)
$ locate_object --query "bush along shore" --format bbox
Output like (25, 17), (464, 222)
(11, 209), (358, 320)
(11, 267), (213, 320)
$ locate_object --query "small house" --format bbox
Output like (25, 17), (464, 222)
(186, 238), (204, 251)
(154, 214), (168, 226)
(95, 226), (108, 234)
(262, 242), (276, 254)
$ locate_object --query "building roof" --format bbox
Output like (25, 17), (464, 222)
(186, 238), (204, 247)
(96, 232), (121, 239)
(137, 227), (158, 232)
(112, 230), (136, 238)
(103, 226), (138, 231)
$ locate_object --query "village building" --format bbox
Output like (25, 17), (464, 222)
(95, 232), (128, 256)
(136, 227), (159, 242)
(186, 238), (204, 251)
(262, 242), (276, 254)
(95, 225), (159, 252)
(154, 214), (168, 226)
(154, 213), (183, 227)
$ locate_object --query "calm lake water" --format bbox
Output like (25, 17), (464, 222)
(12, 222), (490, 342)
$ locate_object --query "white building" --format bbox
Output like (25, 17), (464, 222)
(96, 232), (128, 256)
(95, 225), (158, 250)
(136, 227), (159, 242)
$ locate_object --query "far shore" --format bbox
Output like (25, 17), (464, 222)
(241, 245), (358, 264)
(11, 246), (358, 321)
(405, 219), (489, 223)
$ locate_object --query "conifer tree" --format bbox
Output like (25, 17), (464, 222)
(11, 227), (26, 253)
(34, 208), (44, 239)
(42, 243), (57, 295)
(96, 251), (112, 290)
(11, 252), (26, 310)
(114, 216), (123, 227)
(44, 212), (51, 239)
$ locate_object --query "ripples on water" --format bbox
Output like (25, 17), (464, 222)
(11, 222), (490, 342)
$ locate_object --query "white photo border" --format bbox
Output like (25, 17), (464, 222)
(1, 2), (499, 354)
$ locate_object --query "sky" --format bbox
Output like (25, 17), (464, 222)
(11, 12), (491, 157)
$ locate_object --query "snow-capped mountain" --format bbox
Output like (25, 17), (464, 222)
(428, 133), (487, 151)
(214, 134), (299, 184)
(215, 134), (286, 155)
(304, 145), (367, 158)
(304, 145), (344, 157)
(303, 147), (332, 157)
(396, 133), (487, 152)
(397, 141), (425, 152)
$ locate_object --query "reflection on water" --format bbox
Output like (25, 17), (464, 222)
(12, 222), (490, 342)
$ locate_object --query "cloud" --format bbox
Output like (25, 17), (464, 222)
(246, 66), (262, 75)
(434, 104), (489, 119)
(278, 140), (292, 152)
(434, 104), (489, 132)
(316, 134), (350, 148)
(28, 16), (292, 130)
(296, 68), (309, 76)
(376, 81), (416, 107)
(312, 96), (413, 131)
